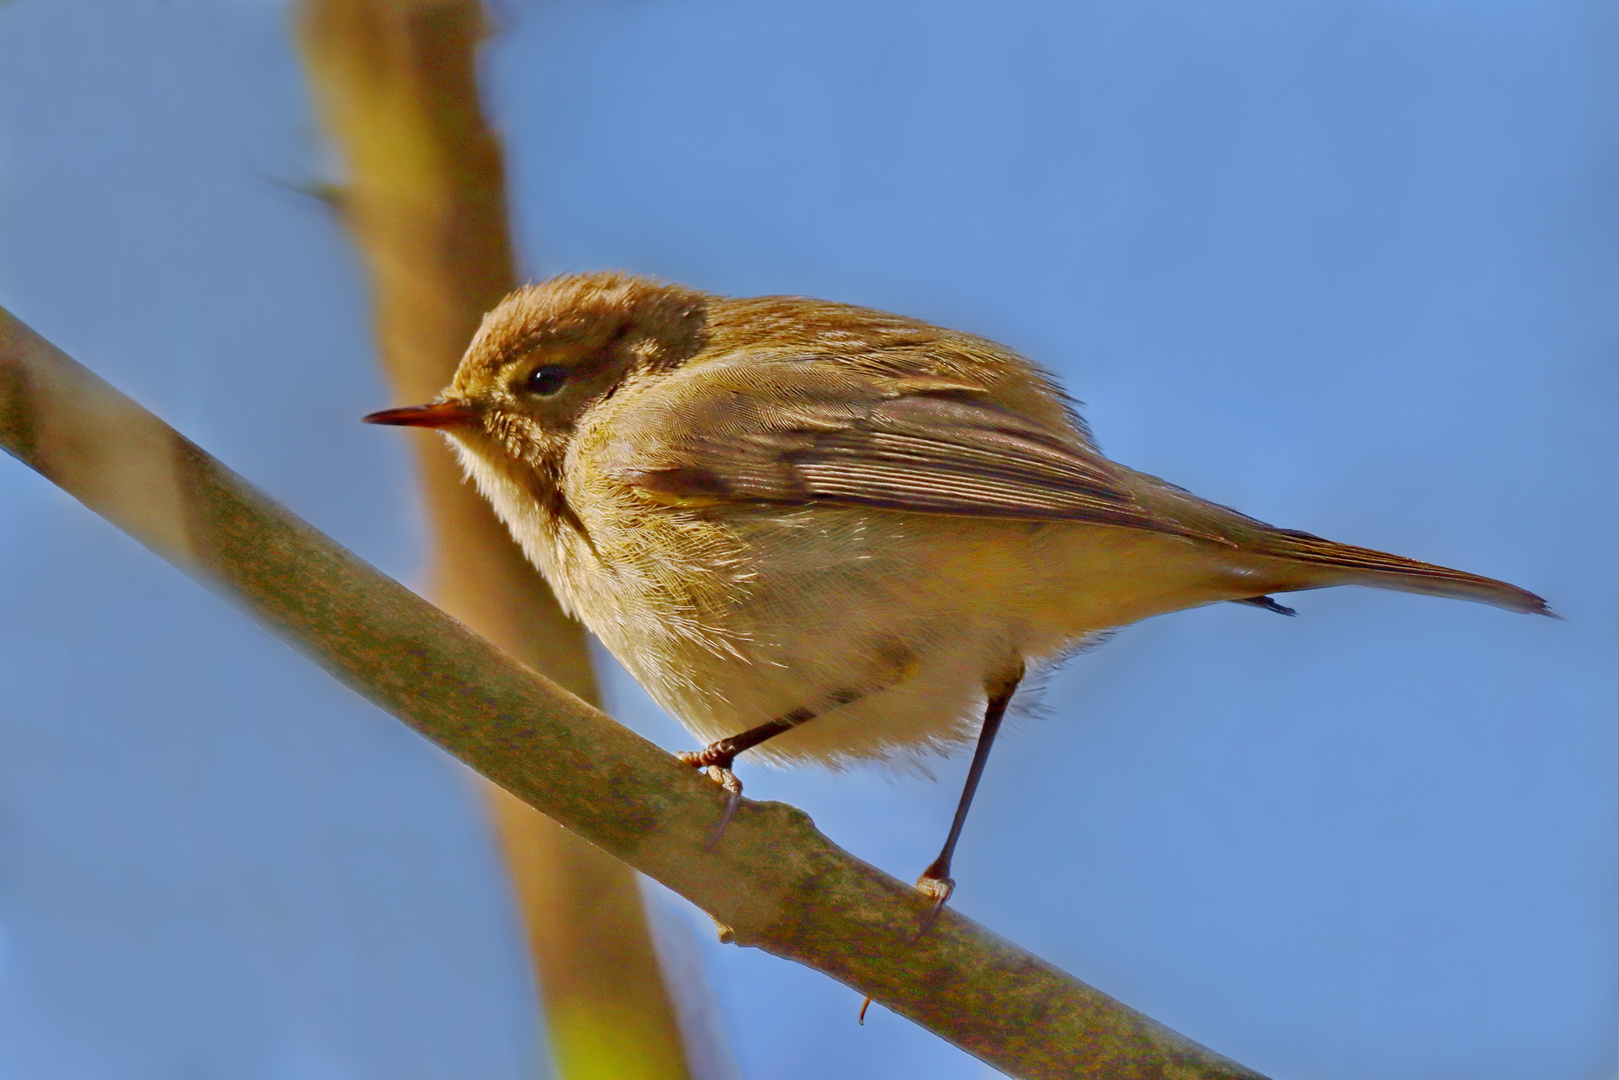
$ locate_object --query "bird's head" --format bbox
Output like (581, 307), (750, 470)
(364, 271), (709, 489)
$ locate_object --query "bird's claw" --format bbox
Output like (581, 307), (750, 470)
(703, 765), (743, 849)
(912, 872), (955, 942)
(678, 749), (744, 849)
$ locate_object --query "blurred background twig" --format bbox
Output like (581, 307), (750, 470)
(292, 1), (696, 1076)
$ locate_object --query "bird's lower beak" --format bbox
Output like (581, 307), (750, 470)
(362, 401), (480, 428)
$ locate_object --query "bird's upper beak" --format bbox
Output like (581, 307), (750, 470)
(362, 401), (480, 428)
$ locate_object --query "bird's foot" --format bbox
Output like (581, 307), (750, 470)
(676, 745), (744, 849)
(912, 864), (956, 943)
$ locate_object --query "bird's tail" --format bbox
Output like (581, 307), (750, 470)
(1238, 527), (1550, 615)
(1122, 466), (1550, 615)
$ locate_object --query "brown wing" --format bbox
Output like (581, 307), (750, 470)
(594, 356), (1222, 543)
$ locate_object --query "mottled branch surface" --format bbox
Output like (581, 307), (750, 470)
(292, 1), (695, 1075)
(0, 308), (1268, 1080)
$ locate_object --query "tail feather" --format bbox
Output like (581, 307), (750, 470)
(1247, 528), (1550, 615)
(1123, 466), (1550, 616)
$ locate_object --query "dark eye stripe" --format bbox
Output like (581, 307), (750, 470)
(524, 366), (571, 397)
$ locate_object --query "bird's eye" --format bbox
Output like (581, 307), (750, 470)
(523, 365), (571, 397)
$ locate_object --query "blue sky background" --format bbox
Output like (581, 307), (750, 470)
(0, 1), (1613, 1078)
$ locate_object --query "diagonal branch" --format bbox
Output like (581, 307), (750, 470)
(0, 306), (1268, 1080)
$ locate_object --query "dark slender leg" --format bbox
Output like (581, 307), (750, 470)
(859, 665), (1026, 1024)
(914, 664), (1024, 939)
(677, 705), (819, 849)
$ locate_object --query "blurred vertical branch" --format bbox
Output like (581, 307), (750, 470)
(293, 2), (697, 1076)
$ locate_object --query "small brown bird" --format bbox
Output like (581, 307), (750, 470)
(366, 270), (1547, 922)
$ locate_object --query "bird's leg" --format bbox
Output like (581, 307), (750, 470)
(677, 704), (820, 849)
(859, 666), (1025, 1024)
(914, 664), (1024, 940)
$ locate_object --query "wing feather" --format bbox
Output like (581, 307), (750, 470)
(596, 356), (1222, 542)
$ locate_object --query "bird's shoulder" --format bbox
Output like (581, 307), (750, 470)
(702, 294), (1088, 436)
(563, 300), (1216, 539)
(587, 295), (1090, 453)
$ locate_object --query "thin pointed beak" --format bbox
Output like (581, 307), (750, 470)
(362, 401), (480, 428)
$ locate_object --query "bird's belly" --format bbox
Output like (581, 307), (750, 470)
(574, 507), (1246, 767)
